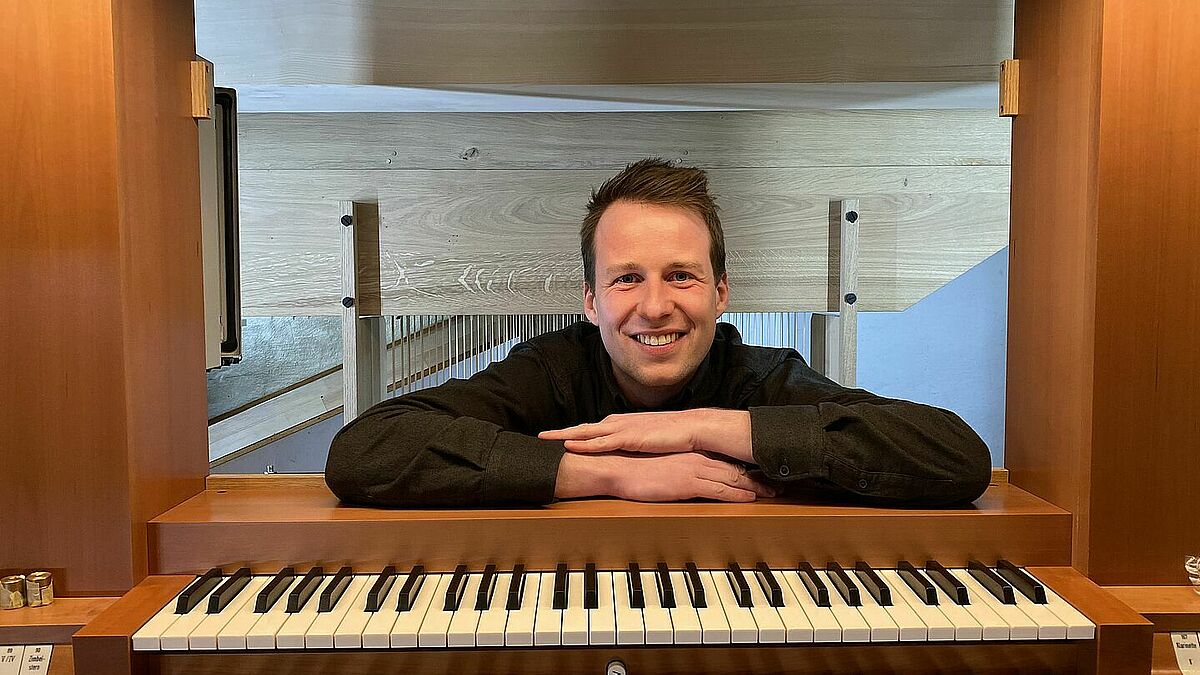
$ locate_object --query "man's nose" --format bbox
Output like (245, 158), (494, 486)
(638, 280), (674, 319)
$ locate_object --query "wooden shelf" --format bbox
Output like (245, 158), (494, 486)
(0, 598), (116, 646)
(1106, 586), (1200, 632)
(148, 483), (1071, 574)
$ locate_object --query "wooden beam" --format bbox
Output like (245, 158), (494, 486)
(195, 0), (1014, 86)
(339, 201), (385, 422)
(999, 59), (1020, 117)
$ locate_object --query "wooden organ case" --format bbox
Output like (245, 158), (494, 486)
(7, 0), (1197, 674)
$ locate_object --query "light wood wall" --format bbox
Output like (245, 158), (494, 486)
(196, 0), (1014, 86)
(1006, 0), (1200, 585)
(238, 110), (1011, 315)
(0, 0), (208, 595)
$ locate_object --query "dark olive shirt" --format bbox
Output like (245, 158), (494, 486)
(325, 322), (992, 507)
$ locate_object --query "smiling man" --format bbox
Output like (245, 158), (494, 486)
(325, 158), (992, 507)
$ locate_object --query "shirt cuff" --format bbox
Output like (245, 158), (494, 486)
(749, 405), (826, 480)
(480, 432), (567, 505)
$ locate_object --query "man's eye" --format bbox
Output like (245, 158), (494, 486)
(615, 274), (638, 284)
(669, 271), (694, 282)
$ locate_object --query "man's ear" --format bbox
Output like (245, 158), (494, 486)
(583, 282), (598, 324)
(715, 273), (730, 314)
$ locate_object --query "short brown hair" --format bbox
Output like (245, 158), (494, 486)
(581, 157), (725, 288)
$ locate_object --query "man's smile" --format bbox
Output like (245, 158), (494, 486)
(629, 330), (688, 350)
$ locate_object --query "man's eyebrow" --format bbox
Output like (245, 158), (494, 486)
(603, 262), (641, 276)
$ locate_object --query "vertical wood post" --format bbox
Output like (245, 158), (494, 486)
(340, 201), (385, 422)
(810, 199), (860, 386)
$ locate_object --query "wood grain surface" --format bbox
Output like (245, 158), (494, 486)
(1105, 586), (1200, 632)
(0, 598), (117, 646)
(196, 0), (1014, 85)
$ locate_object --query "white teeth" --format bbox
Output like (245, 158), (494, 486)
(635, 333), (680, 346)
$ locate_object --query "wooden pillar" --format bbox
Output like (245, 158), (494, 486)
(0, 0), (207, 595)
(811, 199), (860, 386)
(340, 201), (386, 422)
(1007, 0), (1200, 585)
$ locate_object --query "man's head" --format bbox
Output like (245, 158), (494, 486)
(580, 158), (730, 408)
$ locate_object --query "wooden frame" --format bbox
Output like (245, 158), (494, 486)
(339, 201), (385, 422)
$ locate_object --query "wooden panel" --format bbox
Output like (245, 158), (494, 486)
(196, 0), (1013, 85)
(1086, 0), (1200, 586)
(1005, 0), (1103, 574)
(237, 110), (1012, 170)
(146, 484), (1071, 574)
(0, 598), (117, 646)
(0, 1), (207, 595)
(73, 576), (192, 675)
(1106, 586), (1200, 632)
(240, 166), (1009, 315)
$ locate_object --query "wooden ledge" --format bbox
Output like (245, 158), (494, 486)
(148, 483), (1070, 574)
(1106, 586), (1200, 632)
(0, 597), (117, 646)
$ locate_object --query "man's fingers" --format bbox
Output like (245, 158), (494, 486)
(699, 461), (777, 498)
(693, 480), (757, 503)
(562, 437), (622, 454)
(538, 423), (607, 440)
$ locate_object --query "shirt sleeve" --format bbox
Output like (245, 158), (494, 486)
(746, 355), (992, 506)
(324, 342), (568, 507)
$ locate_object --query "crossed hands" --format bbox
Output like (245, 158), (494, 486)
(540, 409), (777, 503)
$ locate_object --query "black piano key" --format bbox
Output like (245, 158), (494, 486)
(655, 563), (676, 609)
(255, 567), (295, 613)
(318, 566), (353, 612)
(505, 564), (526, 611)
(753, 562), (784, 608)
(897, 561), (938, 606)
(996, 560), (1048, 604)
(287, 567), (324, 613)
(444, 564), (470, 612)
(627, 563), (645, 609)
(826, 562), (861, 606)
(207, 567), (251, 614)
(684, 562), (706, 609)
(583, 563), (598, 610)
(725, 562), (752, 608)
(797, 562), (830, 607)
(175, 568), (223, 614)
(552, 563), (569, 611)
(474, 564), (498, 611)
(853, 562), (892, 607)
(397, 564), (426, 612)
(925, 560), (970, 605)
(968, 560), (1016, 604)
(364, 565), (397, 612)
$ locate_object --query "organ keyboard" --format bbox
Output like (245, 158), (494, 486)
(130, 562), (1094, 652)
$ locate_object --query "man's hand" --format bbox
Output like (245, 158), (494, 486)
(539, 408), (754, 463)
(554, 451), (776, 502)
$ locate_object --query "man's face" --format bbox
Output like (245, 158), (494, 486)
(584, 201), (729, 408)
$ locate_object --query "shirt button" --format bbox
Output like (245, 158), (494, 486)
(778, 464), (790, 477)
(857, 479), (869, 489)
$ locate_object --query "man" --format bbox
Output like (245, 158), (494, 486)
(325, 158), (992, 507)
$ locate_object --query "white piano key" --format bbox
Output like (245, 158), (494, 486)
(474, 573), (512, 647)
(710, 570), (759, 644)
(1032, 573), (1096, 640)
(589, 572), (617, 646)
(940, 570), (1008, 640)
(533, 571), (563, 646)
(780, 571), (841, 643)
(188, 576), (268, 650)
(770, 573), (814, 643)
(815, 570), (871, 642)
(639, 570), (674, 645)
(305, 575), (371, 649)
(159, 582), (225, 651)
(361, 575), (406, 649)
(245, 577), (302, 650)
(743, 569), (786, 643)
(274, 577), (328, 650)
(445, 573), (484, 647)
(561, 571), (589, 646)
(132, 586), (192, 651)
(924, 578), (985, 641)
(417, 574), (457, 647)
(504, 571), (540, 647)
(333, 574), (386, 649)
(666, 571), (702, 645)
(850, 573), (901, 642)
(692, 571), (731, 644)
(612, 571), (645, 645)
(952, 569), (1037, 640)
(879, 570), (955, 641)
(390, 573), (444, 648)
(1010, 587), (1070, 640)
